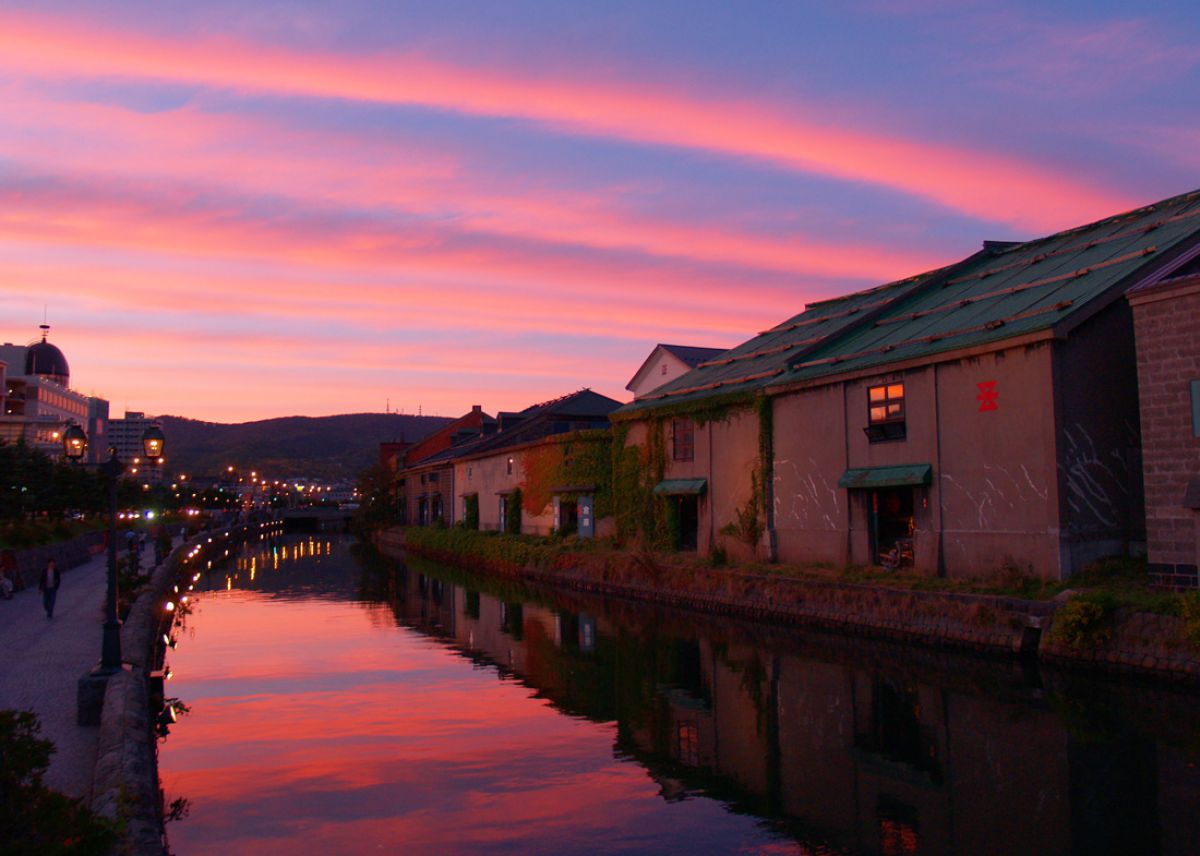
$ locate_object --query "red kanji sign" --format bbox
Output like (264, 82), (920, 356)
(977, 381), (998, 412)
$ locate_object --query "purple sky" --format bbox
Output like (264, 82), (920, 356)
(2, 0), (1197, 421)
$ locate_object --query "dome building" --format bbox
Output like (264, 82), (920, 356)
(24, 326), (70, 386)
(0, 324), (108, 460)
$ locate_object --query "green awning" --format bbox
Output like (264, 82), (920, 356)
(654, 478), (707, 496)
(838, 464), (932, 490)
(550, 484), (596, 494)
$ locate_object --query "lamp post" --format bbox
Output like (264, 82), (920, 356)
(63, 422), (165, 674)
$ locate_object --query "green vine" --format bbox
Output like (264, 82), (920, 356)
(521, 430), (614, 519)
(610, 389), (757, 427)
(611, 419), (672, 548)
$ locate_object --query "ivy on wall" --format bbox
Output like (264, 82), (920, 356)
(610, 389), (757, 428)
(612, 391), (771, 553)
(520, 430), (614, 518)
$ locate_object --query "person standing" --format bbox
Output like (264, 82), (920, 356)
(38, 558), (61, 619)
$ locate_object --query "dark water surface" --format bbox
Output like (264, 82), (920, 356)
(159, 536), (1200, 855)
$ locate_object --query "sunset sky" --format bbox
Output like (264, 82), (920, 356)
(3, 1), (1198, 423)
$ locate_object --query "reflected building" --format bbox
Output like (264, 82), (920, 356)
(379, 557), (1200, 856)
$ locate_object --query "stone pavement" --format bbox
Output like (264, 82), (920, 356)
(0, 547), (137, 800)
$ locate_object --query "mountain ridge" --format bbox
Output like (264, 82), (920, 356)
(157, 412), (453, 481)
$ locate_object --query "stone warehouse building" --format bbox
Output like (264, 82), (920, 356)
(615, 188), (1200, 580)
(396, 390), (621, 535)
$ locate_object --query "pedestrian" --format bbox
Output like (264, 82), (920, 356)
(0, 570), (13, 600)
(38, 559), (61, 619)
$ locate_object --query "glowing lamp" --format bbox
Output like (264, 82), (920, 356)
(62, 423), (88, 460)
(142, 425), (165, 459)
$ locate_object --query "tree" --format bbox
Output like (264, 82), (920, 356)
(353, 461), (399, 534)
(0, 709), (115, 854)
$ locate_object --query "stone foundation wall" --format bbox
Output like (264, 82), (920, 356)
(391, 528), (1200, 683)
(398, 536), (1052, 658)
(1041, 609), (1200, 680)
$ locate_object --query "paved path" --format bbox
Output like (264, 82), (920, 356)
(0, 547), (138, 800)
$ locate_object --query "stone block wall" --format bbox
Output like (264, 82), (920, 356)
(0, 530), (106, 586)
(1130, 276), (1200, 589)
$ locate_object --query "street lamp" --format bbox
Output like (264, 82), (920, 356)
(63, 423), (166, 674)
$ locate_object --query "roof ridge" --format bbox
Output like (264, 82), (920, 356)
(998, 187), (1200, 256)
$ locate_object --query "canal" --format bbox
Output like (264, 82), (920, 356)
(159, 535), (1200, 855)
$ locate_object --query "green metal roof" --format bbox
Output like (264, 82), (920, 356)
(778, 189), (1200, 386)
(653, 478), (708, 495)
(615, 268), (947, 416)
(838, 464), (932, 490)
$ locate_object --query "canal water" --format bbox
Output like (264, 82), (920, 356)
(159, 535), (1200, 855)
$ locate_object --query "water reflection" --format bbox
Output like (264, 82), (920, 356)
(161, 537), (1200, 855)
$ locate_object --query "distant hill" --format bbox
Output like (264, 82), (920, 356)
(157, 413), (453, 481)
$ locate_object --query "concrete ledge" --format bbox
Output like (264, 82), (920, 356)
(88, 522), (281, 856)
(89, 541), (182, 856)
(91, 668), (162, 855)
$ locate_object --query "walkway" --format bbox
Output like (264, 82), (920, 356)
(0, 547), (136, 800)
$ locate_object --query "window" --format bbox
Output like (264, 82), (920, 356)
(661, 362), (668, 375)
(506, 456), (514, 475)
(1193, 380), (1200, 437)
(672, 418), (695, 461)
(866, 382), (906, 442)
(677, 722), (700, 766)
(428, 471), (439, 483)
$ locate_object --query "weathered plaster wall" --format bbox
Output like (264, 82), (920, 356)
(399, 462), (455, 526)
(455, 450), (524, 532)
(772, 343), (1063, 578)
(663, 409), (760, 559)
(773, 384), (850, 566)
(935, 344), (1061, 577)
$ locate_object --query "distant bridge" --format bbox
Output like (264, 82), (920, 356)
(280, 507), (354, 534)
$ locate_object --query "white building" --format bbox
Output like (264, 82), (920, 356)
(107, 411), (167, 483)
(0, 326), (108, 460)
(625, 344), (727, 400)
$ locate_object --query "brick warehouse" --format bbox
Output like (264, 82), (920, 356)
(1130, 264), (1200, 587)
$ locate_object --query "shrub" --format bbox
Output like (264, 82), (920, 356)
(0, 709), (116, 853)
(1180, 591), (1200, 648)
(1050, 592), (1117, 649)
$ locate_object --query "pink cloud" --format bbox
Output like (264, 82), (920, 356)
(0, 89), (942, 283)
(0, 9), (1135, 230)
